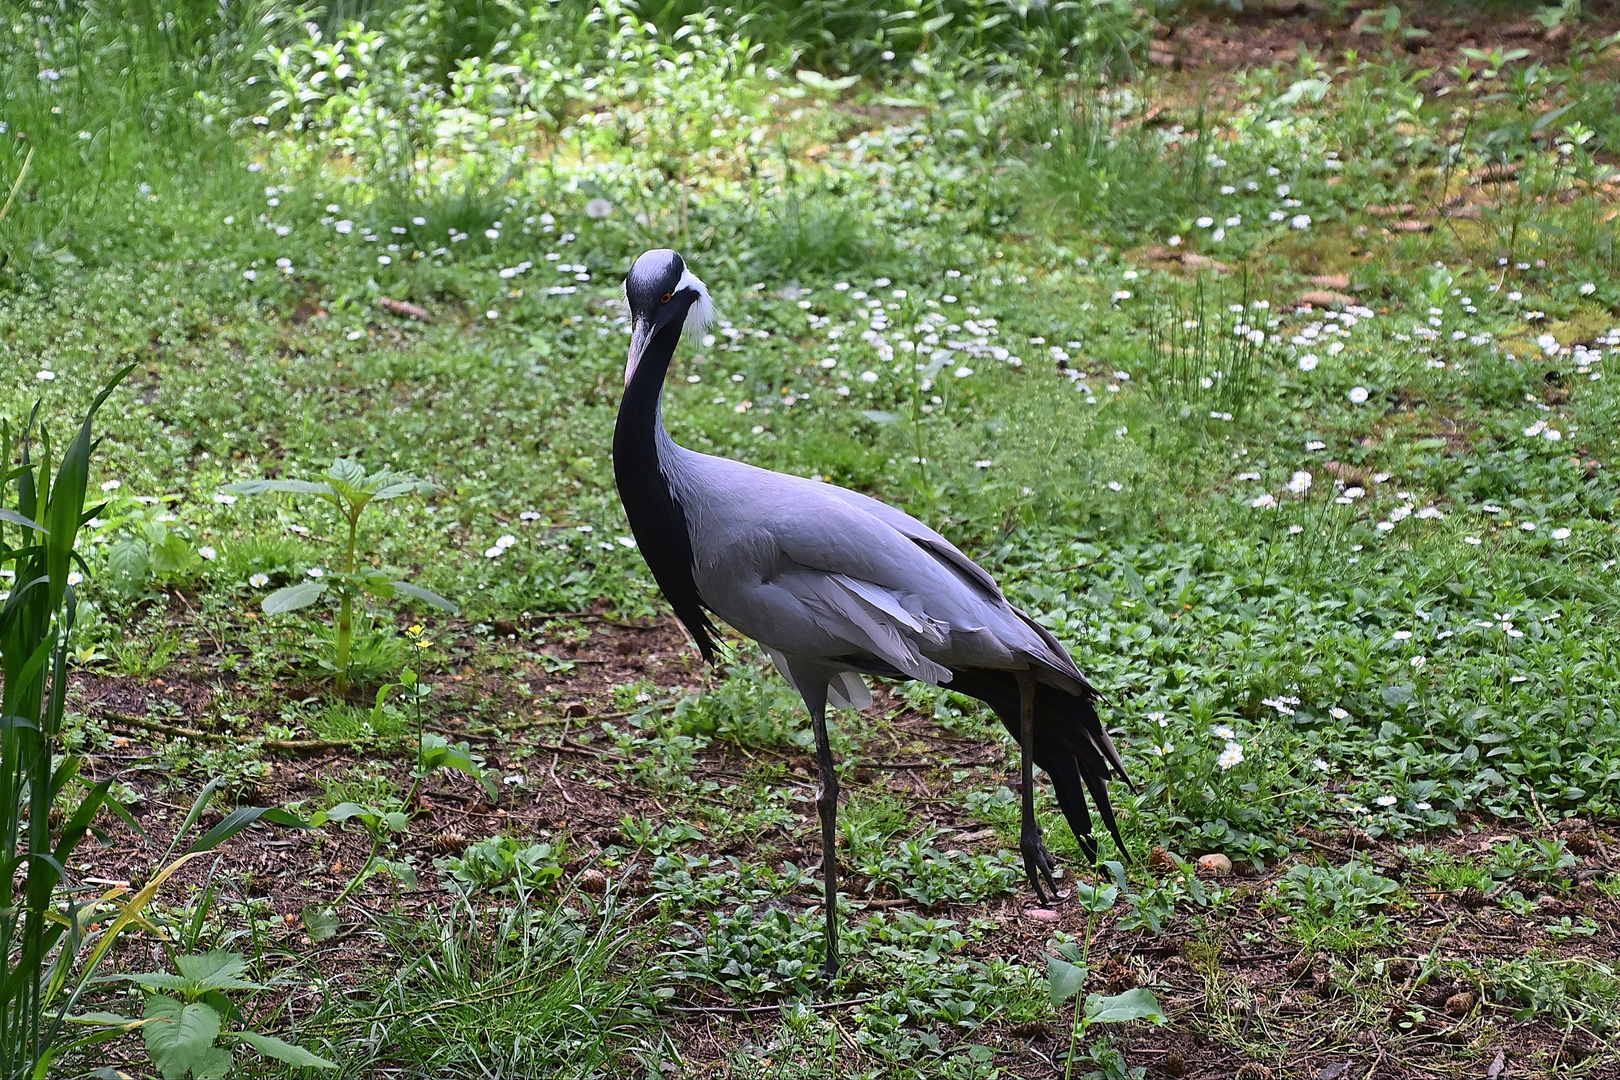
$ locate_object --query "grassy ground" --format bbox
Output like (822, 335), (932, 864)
(6, 0), (1620, 1076)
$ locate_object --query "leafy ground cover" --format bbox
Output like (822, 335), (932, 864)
(5, 0), (1620, 1076)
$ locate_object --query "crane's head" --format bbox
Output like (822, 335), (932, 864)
(623, 249), (713, 387)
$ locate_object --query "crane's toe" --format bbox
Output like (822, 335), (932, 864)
(1019, 826), (1060, 905)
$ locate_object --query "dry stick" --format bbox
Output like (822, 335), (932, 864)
(1527, 783), (1554, 831)
(549, 752), (574, 805)
(102, 712), (354, 753)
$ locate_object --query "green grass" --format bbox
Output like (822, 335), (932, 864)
(310, 888), (668, 1075)
(7, 1), (1620, 1076)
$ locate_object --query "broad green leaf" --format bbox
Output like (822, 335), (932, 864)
(1102, 860), (1129, 891)
(262, 580), (327, 615)
(221, 479), (335, 496)
(796, 69), (860, 91)
(419, 732), (466, 770)
(121, 971), (193, 992)
(191, 1046), (234, 1079)
(1048, 956), (1088, 1005)
(143, 996), (221, 1080)
(107, 538), (150, 583)
(391, 580), (458, 612)
(372, 478), (434, 499)
(326, 457), (367, 487)
(419, 733), (497, 800)
(237, 1031), (339, 1070)
(1411, 438), (1448, 451)
(859, 410), (900, 424)
(379, 858), (418, 888)
(1072, 881), (1119, 912)
(149, 532), (195, 576)
(1084, 987), (1167, 1025)
(318, 802), (368, 824)
(361, 578), (395, 600)
(1380, 683), (1415, 707)
(303, 906), (340, 942)
(173, 951), (260, 993)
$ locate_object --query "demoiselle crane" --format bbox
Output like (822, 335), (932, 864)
(613, 249), (1129, 976)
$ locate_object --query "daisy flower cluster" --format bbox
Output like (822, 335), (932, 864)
(713, 274), (1029, 430)
(1285, 304), (1376, 374)
(1173, 129), (1338, 254)
(1471, 502), (1576, 546)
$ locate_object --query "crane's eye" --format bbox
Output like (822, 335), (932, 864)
(661, 291), (673, 303)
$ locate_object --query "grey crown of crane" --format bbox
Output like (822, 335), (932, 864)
(613, 248), (1131, 978)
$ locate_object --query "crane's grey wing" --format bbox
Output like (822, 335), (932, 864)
(814, 484), (1004, 602)
(675, 477), (1041, 674)
(665, 447), (1092, 686)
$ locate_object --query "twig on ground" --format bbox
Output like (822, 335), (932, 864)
(550, 752), (575, 804)
(102, 711), (355, 753)
(378, 296), (432, 322)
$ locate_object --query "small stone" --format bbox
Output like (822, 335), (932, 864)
(1197, 853), (1233, 876)
(579, 868), (609, 894)
(1301, 290), (1358, 308)
(1473, 163), (1519, 183)
(1026, 908), (1060, 921)
(1444, 990), (1477, 1017)
(378, 296), (432, 322)
(1180, 252), (1231, 273)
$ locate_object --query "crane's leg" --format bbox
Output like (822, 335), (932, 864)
(1017, 668), (1059, 904)
(810, 697), (841, 979)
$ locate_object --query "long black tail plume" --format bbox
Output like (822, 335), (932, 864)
(944, 668), (1129, 862)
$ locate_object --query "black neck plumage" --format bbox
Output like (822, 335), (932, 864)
(612, 309), (720, 663)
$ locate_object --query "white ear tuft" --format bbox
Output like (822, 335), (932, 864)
(678, 267), (715, 338)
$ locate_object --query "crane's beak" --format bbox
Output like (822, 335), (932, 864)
(625, 317), (653, 387)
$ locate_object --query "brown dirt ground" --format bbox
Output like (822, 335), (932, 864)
(59, 604), (1620, 1079)
(1156, 1), (1620, 77)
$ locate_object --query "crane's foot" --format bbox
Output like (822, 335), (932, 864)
(818, 935), (841, 997)
(1020, 825), (1061, 905)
